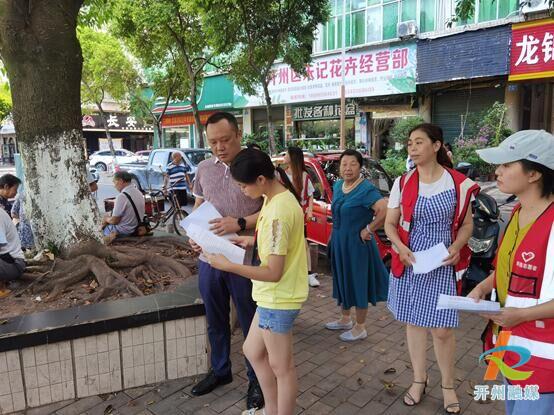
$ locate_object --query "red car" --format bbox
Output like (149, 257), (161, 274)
(273, 151), (393, 263)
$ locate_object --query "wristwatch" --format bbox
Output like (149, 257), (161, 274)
(237, 217), (247, 231)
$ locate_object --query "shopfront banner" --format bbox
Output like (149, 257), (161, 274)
(236, 42), (416, 107)
(82, 114), (152, 131)
(510, 19), (554, 81)
(292, 101), (357, 121)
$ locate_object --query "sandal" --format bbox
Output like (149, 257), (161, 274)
(441, 385), (461, 414)
(403, 375), (429, 406)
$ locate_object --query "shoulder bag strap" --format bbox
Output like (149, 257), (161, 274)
(122, 191), (142, 224)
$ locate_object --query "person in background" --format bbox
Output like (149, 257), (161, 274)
(188, 112), (264, 410)
(11, 188), (34, 251)
(163, 151), (191, 209)
(468, 130), (554, 415)
(0, 205), (26, 298)
(87, 163), (98, 193)
(0, 174), (21, 216)
(101, 171), (145, 240)
(326, 149), (389, 341)
(246, 143), (262, 151)
(385, 124), (478, 414)
(205, 148), (308, 415)
(283, 146), (320, 287)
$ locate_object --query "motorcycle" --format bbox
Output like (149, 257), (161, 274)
(461, 191), (516, 296)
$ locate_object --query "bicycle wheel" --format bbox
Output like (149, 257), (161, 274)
(147, 190), (166, 231)
(172, 206), (188, 236)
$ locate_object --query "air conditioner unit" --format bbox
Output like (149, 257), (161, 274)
(397, 21), (418, 39)
(521, 0), (549, 14)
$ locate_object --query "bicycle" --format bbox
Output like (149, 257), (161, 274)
(145, 179), (189, 236)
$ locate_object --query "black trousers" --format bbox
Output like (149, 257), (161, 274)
(171, 189), (188, 207)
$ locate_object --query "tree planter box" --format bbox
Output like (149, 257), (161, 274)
(0, 276), (207, 414)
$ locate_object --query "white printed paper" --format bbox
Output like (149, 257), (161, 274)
(180, 201), (238, 240)
(412, 243), (450, 275)
(185, 223), (245, 265)
(437, 294), (501, 313)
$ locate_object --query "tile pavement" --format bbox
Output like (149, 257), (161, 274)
(14, 274), (506, 415)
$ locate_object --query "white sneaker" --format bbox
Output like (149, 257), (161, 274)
(339, 328), (368, 342)
(325, 320), (353, 330)
(308, 273), (320, 287)
(242, 408), (265, 415)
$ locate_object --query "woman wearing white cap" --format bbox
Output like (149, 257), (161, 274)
(468, 130), (554, 414)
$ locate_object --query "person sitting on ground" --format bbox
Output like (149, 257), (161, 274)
(163, 151), (191, 209)
(0, 174), (21, 216)
(0, 205), (26, 298)
(101, 171), (145, 241)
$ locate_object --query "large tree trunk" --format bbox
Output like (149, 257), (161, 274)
(262, 81), (276, 155)
(0, 0), (101, 253)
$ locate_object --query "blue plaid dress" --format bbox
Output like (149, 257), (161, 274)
(387, 188), (459, 328)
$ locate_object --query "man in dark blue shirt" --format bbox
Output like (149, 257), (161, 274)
(163, 152), (191, 208)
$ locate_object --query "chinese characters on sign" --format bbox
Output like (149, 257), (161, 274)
(292, 102), (357, 121)
(273, 48), (409, 85)
(510, 19), (554, 80)
(242, 43), (416, 106)
(81, 114), (151, 131)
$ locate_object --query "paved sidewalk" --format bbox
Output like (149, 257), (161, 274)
(18, 275), (506, 415)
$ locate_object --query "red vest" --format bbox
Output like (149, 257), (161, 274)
(390, 168), (480, 282)
(499, 203), (554, 393)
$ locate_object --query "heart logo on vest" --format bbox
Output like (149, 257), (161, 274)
(521, 252), (535, 263)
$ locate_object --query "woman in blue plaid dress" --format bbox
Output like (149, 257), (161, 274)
(385, 124), (476, 415)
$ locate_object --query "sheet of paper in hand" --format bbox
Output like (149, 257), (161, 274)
(180, 201), (238, 240)
(185, 223), (245, 265)
(436, 294), (501, 313)
(412, 243), (450, 275)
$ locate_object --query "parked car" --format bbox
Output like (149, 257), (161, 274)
(273, 151), (393, 262)
(135, 150), (151, 163)
(117, 148), (212, 193)
(89, 149), (139, 171)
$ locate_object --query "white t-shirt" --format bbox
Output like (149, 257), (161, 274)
(112, 184), (145, 235)
(388, 170), (455, 209)
(286, 171), (314, 207)
(0, 208), (24, 259)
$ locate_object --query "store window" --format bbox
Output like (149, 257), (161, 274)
(313, 0), (518, 52)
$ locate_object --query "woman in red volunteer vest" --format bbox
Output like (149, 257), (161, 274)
(385, 124), (478, 414)
(284, 146), (320, 287)
(468, 130), (554, 415)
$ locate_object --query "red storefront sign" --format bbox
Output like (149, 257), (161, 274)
(510, 19), (554, 81)
(161, 111), (216, 127)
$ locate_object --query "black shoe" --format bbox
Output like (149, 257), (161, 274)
(190, 369), (233, 396)
(246, 379), (265, 410)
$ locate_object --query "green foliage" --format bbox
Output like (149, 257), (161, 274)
(0, 82), (12, 122)
(78, 26), (138, 106)
(453, 102), (512, 176)
(389, 116), (425, 148)
(196, 0), (330, 152)
(454, 0), (554, 21)
(381, 149), (407, 180)
(242, 132), (285, 154)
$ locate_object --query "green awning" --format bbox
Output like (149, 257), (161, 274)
(154, 74), (237, 114)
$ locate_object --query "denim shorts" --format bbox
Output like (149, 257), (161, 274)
(257, 307), (300, 334)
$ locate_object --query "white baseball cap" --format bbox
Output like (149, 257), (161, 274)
(476, 130), (554, 170)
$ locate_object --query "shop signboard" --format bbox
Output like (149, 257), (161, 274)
(292, 102), (358, 121)
(510, 19), (554, 81)
(236, 42), (416, 107)
(82, 114), (152, 131)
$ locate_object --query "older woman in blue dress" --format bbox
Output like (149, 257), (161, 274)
(325, 149), (389, 342)
(385, 124), (478, 414)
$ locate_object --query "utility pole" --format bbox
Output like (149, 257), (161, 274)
(339, 0), (347, 150)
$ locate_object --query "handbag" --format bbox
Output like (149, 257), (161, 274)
(122, 192), (151, 236)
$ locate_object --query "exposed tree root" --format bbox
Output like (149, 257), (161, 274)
(23, 236), (196, 303)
